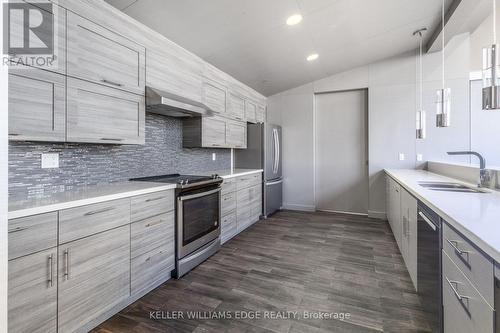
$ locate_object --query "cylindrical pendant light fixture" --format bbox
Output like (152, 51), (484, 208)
(436, 0), (451, 127)
(482, 0), (500, 110)
(414, 28), (427, 139)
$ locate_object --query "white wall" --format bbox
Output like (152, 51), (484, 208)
(269, 33), (472, 218)
(0, 1), (8, 331)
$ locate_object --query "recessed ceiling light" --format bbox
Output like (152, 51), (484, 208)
(286, 14), (303, 26)
(307, 53), (319, 61)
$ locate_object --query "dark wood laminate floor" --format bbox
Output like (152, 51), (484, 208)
(92, 211), (432, 333)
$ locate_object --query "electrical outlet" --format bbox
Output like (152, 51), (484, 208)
(212, 153), (216, 161)
(41, 153), (59, 169)
(416, 154), (423, 162)
(399, 153), (405, 161)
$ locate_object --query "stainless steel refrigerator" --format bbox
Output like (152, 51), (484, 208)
(235, 123), (282, 217)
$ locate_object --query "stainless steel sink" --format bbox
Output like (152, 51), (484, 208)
(418, 181), (488, 193)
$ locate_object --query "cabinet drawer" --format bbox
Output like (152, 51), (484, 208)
(131, 212), (174, 259)
(8, 212), (58, 260)
(442, 251), (494, 333)
(221, 192), (236, 216)
(8, 69), (66, 142)
(221, 178), (236, 195)
(67, 12), (145, 94)
(131, 190), (174, 222)
(59, 198), (131, 243)
(443, 223), (494, 306)
(221, 211), (237, 244)
(236, 173), (262, 190)
(131, 243), (174, 295)
(67, 78), (145, 145)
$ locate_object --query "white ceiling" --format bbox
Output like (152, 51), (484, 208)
(105, 0), (449, 96)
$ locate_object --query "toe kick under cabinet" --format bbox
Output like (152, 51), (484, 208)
(220, 173), (263, 244)
(8, 189), (175, 333)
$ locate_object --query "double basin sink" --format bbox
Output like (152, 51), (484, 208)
(418, 181), (488, 194)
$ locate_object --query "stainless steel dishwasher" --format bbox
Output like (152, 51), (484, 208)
(417, 202), (442, 332)
(496, 276), (499, 333)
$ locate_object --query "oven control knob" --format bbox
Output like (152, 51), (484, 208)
(179, 180), (184, 185)
(212, 174), (219, 179)
(185, 179), (189, 184)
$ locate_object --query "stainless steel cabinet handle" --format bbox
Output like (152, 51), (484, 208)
(418, 211), (436, 231)
(84, 206), (115, 216)
(445, 277), (470, 301)
(145, 196), (165, 202)
(8, 226), (28, 233)
(64, 249), (70, 280)
(101, 138), (124, 142)
(101, 79), (123, 87)
(48, 254), (54, 287)
(446, 238), (469, 256)
(9, 133), (20, 136)
(145, 219), (164, 228)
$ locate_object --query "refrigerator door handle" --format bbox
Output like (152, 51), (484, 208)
(266, 179), (283, 186)
(276, 129), (280, 173)
(273, 128), (279, 174)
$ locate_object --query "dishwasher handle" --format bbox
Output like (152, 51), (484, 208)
(418, 211), (437, 231)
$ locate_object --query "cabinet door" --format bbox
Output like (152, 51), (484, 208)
(9, 248), (57, 333)
(406, 192), (418, 290)
(391, 180), (402, 250)
(228, 92), (245, 121)
(203, 80), (226, 114)
(58, 226), (130, 333)
(256, 105), (266, 123)
(236, 187), (252, 232)
(226, 120), (247, 149)
(67, 78), (145, 144)
(67, 12), (145, 94)
(250, 184), (262, 223)
(147, 47), (202, 103)
(202, 116), (226, 148)
(8, 69), (65, 142)
(245, 100), (257, 123)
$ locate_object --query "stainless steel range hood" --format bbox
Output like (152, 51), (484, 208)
(146, 86), (213, 117)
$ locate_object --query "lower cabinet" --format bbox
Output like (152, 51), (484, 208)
(8, 248), (58, 333)
(221, 173), (262, 244)
(57, 225), (131, 333)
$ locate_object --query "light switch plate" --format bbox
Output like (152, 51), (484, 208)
(41, 153), (59, 168)
(416, 154), (423, 162)
(212, 153), (216, 161)
(399, 153), (405, 161)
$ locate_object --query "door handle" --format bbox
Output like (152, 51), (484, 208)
(418, 211), (436, 231)
(48, 254), (54, 287)
(64, 249), (70, 280)
(446, 238), (469, 256)
(445, 277), (470, 301)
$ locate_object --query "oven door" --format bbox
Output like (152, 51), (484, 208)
(177, 187), (221, 258)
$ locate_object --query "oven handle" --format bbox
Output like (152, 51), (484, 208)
(178, 187), (221, 201)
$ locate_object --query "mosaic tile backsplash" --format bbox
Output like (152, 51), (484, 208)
(9, 114), (231, 197)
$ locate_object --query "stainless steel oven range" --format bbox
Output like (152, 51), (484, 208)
(130, 174), (223, 278)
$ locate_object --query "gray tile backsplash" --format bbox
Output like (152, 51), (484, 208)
(9, 114), (231, 197)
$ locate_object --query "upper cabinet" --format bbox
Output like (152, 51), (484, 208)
(228, 92), (246, 121)
(8, 68), (66, 142)
(256, 105), (266, 123)
(202, 80), (227, 114)
(245, 100), (257, 123)
(67, 12), (145, 95)
(183, 116), (247, 149)
(67, 78), (145, 145)
(147, 47), (203, 103)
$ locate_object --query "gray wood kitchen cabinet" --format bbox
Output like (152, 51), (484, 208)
(226, 119), (247, 149)
(228, 92), (246, 121)
(57, 225), (130, 333)
(147, 46), (203, 103)
(442, 251), (494, 333)
(400, 188), (417, 290)
(8, 68), (66, 142)
(386, 176), (402, 250)
(203, 116), (227, 147)
(66, 78), (145, 145)
(67, 11), (145, 95)
(8, 212), (58, 260)
(256, 105), (266, 123)
(203, 80), (227, 114)
(8, 248), (57, 333)
(236, 186), (252, 233)
(245, 100), (257, 123)
(236, 173), (263, 233)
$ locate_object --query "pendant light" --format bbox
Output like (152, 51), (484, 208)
(414, 28), (427, 139)
(482, 0), (500, 110)
(436, 0), (451, 127)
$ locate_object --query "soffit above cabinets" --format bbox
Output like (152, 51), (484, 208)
(106, 0), (453, 96)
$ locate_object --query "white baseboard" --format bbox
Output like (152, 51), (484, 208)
(282, 203), (316, 212)
(368, 210), (387, 220)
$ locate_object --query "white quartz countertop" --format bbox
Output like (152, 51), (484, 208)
(8, 181), (177, 220)
(385, 169), (500, 264)
(8, 169), (263, 220)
